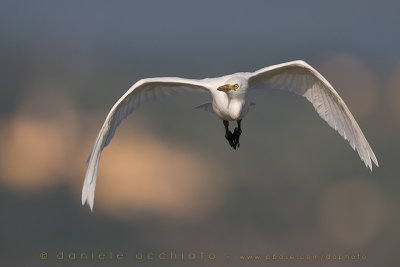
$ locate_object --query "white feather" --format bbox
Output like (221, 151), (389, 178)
(248, 60), (378, 170)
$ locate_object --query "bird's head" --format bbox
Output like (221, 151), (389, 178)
(217, 77), (247, 95)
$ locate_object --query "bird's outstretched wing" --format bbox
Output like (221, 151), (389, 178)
(82, 77), (211, 210)
(248, 60), (378, 170)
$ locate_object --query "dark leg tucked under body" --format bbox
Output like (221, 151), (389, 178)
(223, 120), (242, 150)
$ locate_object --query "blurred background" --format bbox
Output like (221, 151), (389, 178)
(0, 0), (399, 266)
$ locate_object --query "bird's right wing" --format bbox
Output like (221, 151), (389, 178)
(82, 77), (212, 211)
(248, 60), (378, 170)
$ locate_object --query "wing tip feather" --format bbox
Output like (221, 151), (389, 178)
(81, 178), (95, 212)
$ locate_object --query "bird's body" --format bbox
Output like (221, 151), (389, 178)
(82, 60), (379, 211)
(213, 97), (249, 121)
(211, 75), (250, 121)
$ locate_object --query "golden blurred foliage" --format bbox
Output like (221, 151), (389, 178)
(0, 82), (80, 191)
(0, 85), (227, 221)
(96, 129), (227, 221)
(0, 114), (78, 191)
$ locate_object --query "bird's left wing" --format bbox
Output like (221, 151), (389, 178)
(82, 77), (211, 210)
(247, 60), (378, 170)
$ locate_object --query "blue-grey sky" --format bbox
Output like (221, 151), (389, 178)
(1, 0), (399, 68)
(1, 0), (399, 112)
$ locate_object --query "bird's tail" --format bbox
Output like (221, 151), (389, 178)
(194, 102), (213, 112)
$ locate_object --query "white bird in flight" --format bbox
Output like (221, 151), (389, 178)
(82, 60), (378, 211)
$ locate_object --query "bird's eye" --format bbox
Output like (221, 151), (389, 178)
(233, 84), (239, 89)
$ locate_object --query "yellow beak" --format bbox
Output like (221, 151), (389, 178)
(217, 84), (235, 92)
